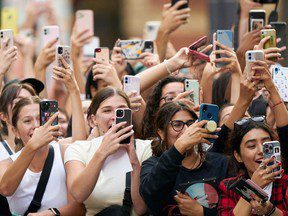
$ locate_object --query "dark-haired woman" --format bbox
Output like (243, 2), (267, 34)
(140, 100), (230, 215)
(218, 61), (288, 215)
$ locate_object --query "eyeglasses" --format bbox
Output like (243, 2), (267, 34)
(169, 119), (195, 132)
(234, 116), (266, 132)
(159, 95), (175, 103)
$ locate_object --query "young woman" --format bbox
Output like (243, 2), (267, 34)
(64, 87), (152, 216)
(0, 96), (85, 215)
(140, 100), (230, 216)
(218, 60), (288, 215)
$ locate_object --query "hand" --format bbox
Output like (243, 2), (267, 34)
(0, 38), (17, 76)
(250, 60), (274, 91)
(160, 1), (190, 35)
(127, 91), (142, 112)
(213, 41), (242, 75)
(92, 59), (122, 89)
(250, 199), (274, 215)
(14, 35), (35, 59)
(97, 122), (134, 158)
(254, 36), (285, 65)
(34, 38), (58, 71)
(238, 74), (258, 105)
(28, 210), (54, 216)
(111, 39), (127, 74)
(52, 56), (79, 93)
(239, 0), (262, 18)
(139, 52), (160, 68)
(173, 90), (194, 104)
(27, 112), (61, 151)
(237, 29), (262, 57)
(174, 120), (220, 154)
(251, 157), (283, 188)
(44, 3), (57, 25)
(167, 47), (197, 72)
(174, 191), (203, 216)
(124, 135), (141, 168)
(71, 25), (93, 57)
(22, 1), (46, 29)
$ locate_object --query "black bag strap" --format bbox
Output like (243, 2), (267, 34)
(24, 145), (55, 216)
(1, 140), (13, 155)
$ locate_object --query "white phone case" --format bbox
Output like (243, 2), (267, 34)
(185, 79), (200, 106)
(56, 45), (70, 67)
(0, 29), (13, 48)
(245, 50), (265, 80)
(42, 25), (60, 47)
(123, 76), (140, 95)
(273, 66), (288, 102)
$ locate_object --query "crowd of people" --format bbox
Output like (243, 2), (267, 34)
(0, 0), (287, 215)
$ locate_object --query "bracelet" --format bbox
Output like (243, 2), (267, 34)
(164, 59), (178, 75)
(272, 101), (283, 109)
(264, 205), (276, 216)
(49, 208), (61, 216)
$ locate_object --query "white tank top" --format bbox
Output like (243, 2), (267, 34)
(7, 142), (68, 215)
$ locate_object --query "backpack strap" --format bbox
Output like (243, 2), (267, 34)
(24, 145), (55, 215)
(1, 140), (13, 155)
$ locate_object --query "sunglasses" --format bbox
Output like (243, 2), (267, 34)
(234, 116), (266, 132)
(169, 119), (196, 132)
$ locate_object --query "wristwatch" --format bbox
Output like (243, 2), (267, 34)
(49, 208), (61, 216)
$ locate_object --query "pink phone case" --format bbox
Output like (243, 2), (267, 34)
(42, 26), (60, 47)
(76, 10), (94, 36)
(189, 50), (210, 62)
(189, 36), (208, 50)
(94, 47), (109, 63)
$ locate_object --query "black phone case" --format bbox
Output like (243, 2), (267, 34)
(171, 0), (189, 10)
(228, 178), (268, 203)
(40, 100), (58, 126)
(270, 22), (287, 60)
(249, 11), (266, 31)
(115, 109), (132, 144)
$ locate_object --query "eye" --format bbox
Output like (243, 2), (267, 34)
(172, 121), (183, 128)
(247, 144), (256, 149)
(23, 119), (31, 124)
(187, 120), (195, 126)
(103, 109), (111, 113)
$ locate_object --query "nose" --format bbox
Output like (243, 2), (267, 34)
(256, 143), (263, 156)
(33, 118), (40, 129)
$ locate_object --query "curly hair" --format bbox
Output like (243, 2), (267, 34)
(141, 76), (185, 139)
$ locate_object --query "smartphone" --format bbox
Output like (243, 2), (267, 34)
(1, 7), (18, 35)
(42, 25), (60, 47)
(40, 100), (58, 126)
(94, 47), (109, 63)
(171, 0), (189, 10)
(76, 10), (94, 36)
(142, 41), (154, 53)
(115, 108), (132, 144)
(272, 66), (288, 102)
(253, 0), (277, 3)
(228, 178), (268, 203)
(245, 50), (265, 85)
(185, 79), (199, 106)
(249, 10), (265, 32)
(263, 141), (282, 179)
(188, 36), (210, 62)
(199, 104), (219, 149)
(261, 29), (276, 49)
(118, 40), (145, 59)
(56, 45), (71, 67)
(0, 29), (14, 48)
(270, 22), (287, 59)
(215, 30), (234, 68)
(123, 75), (140, 96)
(83, 36), (100, 57)
(143, 21), (161, 41)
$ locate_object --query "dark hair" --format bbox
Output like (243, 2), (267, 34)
(0, 83), (36, 138)
(85, 70), (98, 100)
(228, 121), (279, 176)
(87, 87), (131, 119)
(151, 100), (200, 158)
(11, 96), (41, 151)
(141, 76), (185, 139)
(212, 73), (231, 109)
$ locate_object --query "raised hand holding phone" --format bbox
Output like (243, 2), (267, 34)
(0, 37), (17, 76)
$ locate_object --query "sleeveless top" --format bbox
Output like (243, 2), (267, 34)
(7, 141), (68, 215)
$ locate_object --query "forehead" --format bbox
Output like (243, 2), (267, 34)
(18, 103), (39, 118)
(171, 110), (193, 121)
(162, 82), (184, 96)
(241, 128), (271, 143)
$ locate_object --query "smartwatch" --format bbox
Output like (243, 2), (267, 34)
(49, 208), (60, 216)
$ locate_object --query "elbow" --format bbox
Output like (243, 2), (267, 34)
(134, 205), (147, 216)
(0, 182), (14, 197)
(70, 182), (86, 204)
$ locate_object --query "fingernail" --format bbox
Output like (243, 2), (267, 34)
(278, 162), (282, 165)
(281, 170), (284, 173)
(272, 156), (276, 159)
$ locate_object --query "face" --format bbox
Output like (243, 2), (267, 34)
(14, 103), (40, 145)
(159, 110), (194, 147)
(91, 95), (128, 134)
(159, 82), (184, 107)
(234, 128), (271, 177)
(58, 111), (68, 137)
(7, 89), (33, 123)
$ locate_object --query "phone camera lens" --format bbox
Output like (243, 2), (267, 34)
(58, 47), (63, 54)
(203, 105), (208, 112)
(116, 109), (124, 118)
(207, 113), (212, 119)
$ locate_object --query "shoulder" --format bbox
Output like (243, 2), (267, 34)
(206, 152), (228, 165)
(135, 139), (152, 164)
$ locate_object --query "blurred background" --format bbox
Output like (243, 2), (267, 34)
(0, 0), (287, 49)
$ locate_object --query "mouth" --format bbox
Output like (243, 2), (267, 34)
(255, 159), (263, 164)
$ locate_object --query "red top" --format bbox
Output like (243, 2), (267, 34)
(218, 175), (288, 216)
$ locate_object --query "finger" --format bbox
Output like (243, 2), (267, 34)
(174, 195), (182, 204)
(265, 53), (281, 60)
(214, 41), (234, 52)
(213, 49), (234, 57)
(201, 138), (212, 145)
(7, 46), (17, 54)
(46, 37), (59, 48)
(199, 44), (213, 54)
(110, 121), (127, 133)
(171, 0), (188, 10)
(51, 131), (62, 137)
(76, 28), (90, 38)
(176, 14), (190, 21)
(202, 133), (219, 140)
(44, 112), (59, 126)
(174, 7), (191, 15)
(115, 125), (134, 138)
(116, 130), (134, 144)
(213, 57), (233, 63)
(258, 36), (271, 49)
(50, 125), (60, 131)
(197, 120), (209, 127)
(264, 47), (282, 54)
(59, 55), (69, 69)
(279, 46), (286, 52)
(53, 70), (66, 78)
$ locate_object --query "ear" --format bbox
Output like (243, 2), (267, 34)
(11, 126), (19, 139)
(157, 129), (165, 141)
(0, 112), (8, 122)
(234, 150), (243, 163)
(88, 114), (97, 128)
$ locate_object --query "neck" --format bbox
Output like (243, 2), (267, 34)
(3, 123), (16, 152)
(182, 149), (201, 170)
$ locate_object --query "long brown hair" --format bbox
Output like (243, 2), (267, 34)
(12, 96), (41, 151)
(151, 100), (200, 158)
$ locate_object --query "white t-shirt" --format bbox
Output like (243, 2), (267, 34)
(7, 141), (68, 215)
(64, 137), (152, 216)
(0, 140), (14, 161)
